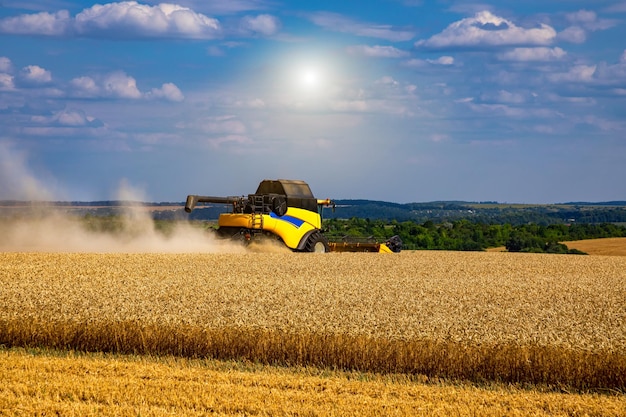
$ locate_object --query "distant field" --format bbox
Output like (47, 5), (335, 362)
(563, 237), (626, 256)
(487, 237), (626, 256)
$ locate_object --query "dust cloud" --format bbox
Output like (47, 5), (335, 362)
(0, 144), (277, 253)
(0, 201), (248, 255)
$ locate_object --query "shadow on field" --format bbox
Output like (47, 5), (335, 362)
(1, 319), (624, 393)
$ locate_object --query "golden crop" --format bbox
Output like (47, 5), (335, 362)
(1, 251), (625, 391)
(3, 348), (625, 416)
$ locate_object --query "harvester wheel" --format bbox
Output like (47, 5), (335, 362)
(305, 231), (329, 253)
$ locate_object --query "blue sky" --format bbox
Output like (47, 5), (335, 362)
(1, 0), (625, 203)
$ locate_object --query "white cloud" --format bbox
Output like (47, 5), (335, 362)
(346, 45), (409, 58)
(0, 57), (13, 73)
(498, 47), (566, 62)
(404, 56), (455, 67)
(209, 135), (251, 149)
(200, 115), (247, 135)
(375, 76), (399, 86)
(0, 2), (221, 39)
(593, 52), (626, 84)
(74, 2), (220, 39)
(0, 73), (15, 91)
(147, 83), (185, 102)
(238, 14), (280, 36)
(70, 76), (100, 97)
(307, 12), (415, 42)
(493, 90), (525, 104)
(427, 56), (454, 65)
(56, 110), (90, 126)
(0, 10), (71, 36)
(558, 10), (616, 44)
(102, 71), (142, 99)
(566, 9), (616, 31)
(605, 2), (626, 13)
(415, 11), (556, 49)
(556, 26), (586, 44)
(69, 72), (182, 101)
(20, 65), (52, 84)
(30, 109), (100, 127)
(548, 65), (596, 83)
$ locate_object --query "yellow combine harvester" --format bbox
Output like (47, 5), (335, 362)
(185, 179), (401, 253)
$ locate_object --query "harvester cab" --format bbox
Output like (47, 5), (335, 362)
(185, 179), (401, 253)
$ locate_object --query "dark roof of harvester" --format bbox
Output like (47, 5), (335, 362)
(255, 179), (315, 199)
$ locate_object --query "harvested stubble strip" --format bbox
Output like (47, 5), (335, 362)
(1, 318), (624, 392)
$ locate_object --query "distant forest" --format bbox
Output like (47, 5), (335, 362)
(2, 199), (626, 254)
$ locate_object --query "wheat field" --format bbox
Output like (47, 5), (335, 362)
(2, 347), (625, 416)
(1, 250), (625, 394)
(564, 237), (626, 256)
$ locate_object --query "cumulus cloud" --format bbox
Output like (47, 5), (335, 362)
(427, 56), (454, 65)
(415, 11), (556, 49)
(558, 9), (616, 44)
(556, 26), (587, 44)
(19, 65), (52, 84)
(69, 71), (183, 101)
(200, 115), (247, 135)
(498, 47), (566, 62)
(0, 57), (13, 73)
(31, 109), (101, 127)
(0, 57), (15, 91)
(404, 56), (455, 67)
(69, 76), (100, 97)
(147, 83), (185, 102)
(375, 76), (399, 86)
(0, 10), (71, 36)
(566, 9), (616, 31)
(482, 90), (526, 104)
(346, 45), (409, 58)
(0, 2), (221, 39)
(306, 12), (415, 42)
(548, 65), (596, 83)
(0, 73), (15, 91)
(102, 71), (142, 99)
(593, 51), (626, 84)
(238, 14), (280, 36)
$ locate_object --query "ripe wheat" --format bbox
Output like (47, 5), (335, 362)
(1, 251), (624, 390)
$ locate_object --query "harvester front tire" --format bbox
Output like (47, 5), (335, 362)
(305, 231), (329, 253)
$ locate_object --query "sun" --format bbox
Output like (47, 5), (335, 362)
(293, 64), (325, 91)
(274, 52), (339, 102)
(299, 68), (320, 88)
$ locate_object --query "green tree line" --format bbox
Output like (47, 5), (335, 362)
(323, 218), (626, 254)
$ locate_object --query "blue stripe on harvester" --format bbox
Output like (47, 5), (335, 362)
(269, 212), (305, 228)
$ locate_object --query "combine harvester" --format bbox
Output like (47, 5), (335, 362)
(185, 179), (401, 253)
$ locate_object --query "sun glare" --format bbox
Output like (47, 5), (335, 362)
(300, 68), (320, 87)
(276, 53), (340, 102)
